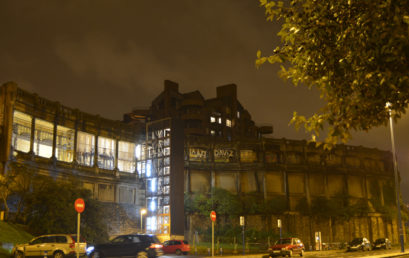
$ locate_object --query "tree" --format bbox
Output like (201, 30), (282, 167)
(0, 172), (15, 220)
(23, 175), (108, 242)
(257, 0), (409, 147)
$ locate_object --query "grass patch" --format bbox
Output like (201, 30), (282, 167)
(190, 242), (268, 255)
(0, 247), (11, 257)
(0, 221), (33, 244)
(0, 221), (33, 256)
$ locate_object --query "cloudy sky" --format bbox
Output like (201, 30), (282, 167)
(1, 0), (409, 200)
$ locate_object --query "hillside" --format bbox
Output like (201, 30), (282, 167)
(0, 221), (33, 256)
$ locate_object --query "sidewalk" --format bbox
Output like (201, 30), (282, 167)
(202, 250), (409, 258)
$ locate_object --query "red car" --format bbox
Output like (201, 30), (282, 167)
(269, 237), (304, 257)
(162, 240), (190, 255)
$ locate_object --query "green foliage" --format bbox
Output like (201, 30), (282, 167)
(212, 188), (243, 217)
(185, 188), (242, 219)
(240, 192), (263, 215)
(184, 192), (212, 216)
(257, 0), (409, 147)
(23, 175), (108, 243)
(296, 196), (372, 220)
(197, 224), (280, 245)
(186, 189), (288, 220)
(241, 193), (287, 215)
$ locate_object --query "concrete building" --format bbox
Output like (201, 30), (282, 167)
(0, 82), (145, 236)
(128, 80), (401, 247)
(0, 80), (402, 247)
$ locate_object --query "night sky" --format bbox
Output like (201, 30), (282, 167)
(1, 1), (409, 201)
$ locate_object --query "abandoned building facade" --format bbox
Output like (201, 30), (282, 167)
(0, 80), (401, 247)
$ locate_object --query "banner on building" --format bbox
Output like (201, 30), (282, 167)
(214, 149), (235, 162)
(189, 148), (208, 162)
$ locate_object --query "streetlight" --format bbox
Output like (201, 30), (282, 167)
(386, 102), (404, 253)
(140, 208), (147, 233)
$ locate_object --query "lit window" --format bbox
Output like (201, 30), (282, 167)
(137, 161), (146, 177)
(150, 178), (157, 192)
(164, 166), (170, 175)
(164, 147), (170, 156)
(164, 157), (170, 166)
(148, 146), (154, 158)
(226, 119), (232, 127)
(118, 141), (136, 172)
(218, 117), (222, 124)
(164, 185), (170, 194)
(210, 130), (215, 135)
(147, 216), (157, 231)
(210, 116), (216, 123)
(164, 176), (170, 185)
(76, 131), (95, 166)
(164, 128), (171, 137)
(34, 119), (54, 158)
(146, 160), (152, 177)
(12, 111), (32, 153)
(97, 136), (116, 170)
(137, 162), (142, 175)
(135, 144), (142, 159)
(150, 199), (156, 211)
(56, 125), (74, 162)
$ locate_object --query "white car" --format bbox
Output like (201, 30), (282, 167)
(12, 234), (86, 258)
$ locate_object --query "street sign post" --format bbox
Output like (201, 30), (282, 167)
(74, 198), (85, 258)
(240, 216), (245, 255)
(210, 211), (216, 257)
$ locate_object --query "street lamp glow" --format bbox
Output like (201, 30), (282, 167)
(140, 208), (147, 233)
(386, 102), (404, 253)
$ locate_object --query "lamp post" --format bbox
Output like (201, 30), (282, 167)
(140, 208), (147, 233)
(386, 102), (404, 253)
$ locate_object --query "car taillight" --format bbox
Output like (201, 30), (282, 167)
(150, 243), (163, 249)
(69, 236), (76, 249)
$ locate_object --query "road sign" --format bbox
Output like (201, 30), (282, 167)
(240, 216), (244, 226)
(210, 211), (216, 222)
(74, 198), (85, 213)
(277, 219), (281, 228)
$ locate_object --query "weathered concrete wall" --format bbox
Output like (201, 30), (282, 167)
(186, 213), (402, 250)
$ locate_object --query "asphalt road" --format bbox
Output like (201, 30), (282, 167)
(161, 247), (409, 258)
(93, 248), (409, 258)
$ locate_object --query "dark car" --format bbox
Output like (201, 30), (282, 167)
(162, 240), (190, 255)
(373, 238), (392, 250)
(89, 234), (163, 258)
(268, 237), (304, 257)
(347, 237), (371, 251)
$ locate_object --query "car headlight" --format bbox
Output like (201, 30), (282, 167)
(86, 246), (94, 255)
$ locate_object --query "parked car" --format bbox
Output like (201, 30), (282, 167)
(162, 240), (190, 255)
(89, 234), (163, 258)
(347, 237), (371, 251)
(12, 234), (87, 258)
(372, 238), (392, 250)
(268, 237), (304, 257)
